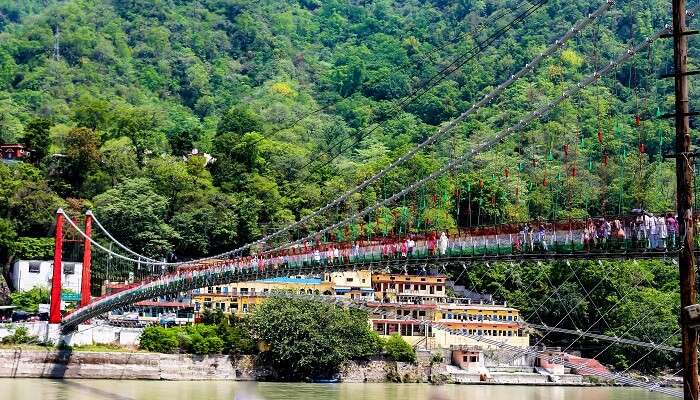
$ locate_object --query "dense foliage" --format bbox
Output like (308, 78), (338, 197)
(139, 312), (255, 355)
(457, 259), (680, 372)
(137, 298), (386, 378)
(249, 297), (383, 379)
(383, 333), (416, 363)
(0, 0), (694, 267)
(9, 287), (49, 312)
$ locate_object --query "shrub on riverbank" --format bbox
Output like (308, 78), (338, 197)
(384, 333), (416, 363)
(248, 297), (383, 380)
(1, 326), (36, 345)
(139, 314), (255, 355)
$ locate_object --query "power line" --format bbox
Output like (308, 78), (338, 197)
(203, 0), (610, 261)
(258, 9), (686, 258)
(58, 0), (615, 268)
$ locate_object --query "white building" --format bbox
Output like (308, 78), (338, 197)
(11, 260), (83, 293)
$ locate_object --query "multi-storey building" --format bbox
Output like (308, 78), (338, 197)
(191, 276), (335, 316)
(192, 271), (375, 318)
(372, 273), (448, 303)
(325, 270), (374, 299)
(368, 272), (528, 350)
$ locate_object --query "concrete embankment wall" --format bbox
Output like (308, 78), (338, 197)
(0, 349), (440, 382)
(0, 322), (143, 347)
(0, 349), (258, 380)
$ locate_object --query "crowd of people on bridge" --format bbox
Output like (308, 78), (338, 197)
(74, 211), (684, 320)
(172, 211), (681, 275)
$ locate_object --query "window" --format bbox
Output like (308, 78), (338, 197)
(215, 287), (221, 294)
(404, 284), (411, 290)
(436, 286), (443, 291)
(63, 263), (75, 274)
(470, 355), (478, 362)
(463, 355), (470, 362)
(223, 287), (228, 294)
(240, 288), (249, 295)
(28, 261), (41, 273)
(420, 285), (426, 290)
(346, 278), (354, 282)
(420, 278), (426, 282)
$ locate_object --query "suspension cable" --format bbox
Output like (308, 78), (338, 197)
(191, 1), (616, 261)
(258, 10), (692, 260)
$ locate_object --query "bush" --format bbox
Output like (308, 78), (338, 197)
(431, 352), (444, 363)
(2, 326), (36, 345)
(384, 333), (416, 363)
(9, 287), (49, 313)
(139, 325), (178, 353)
(138, 321), (249, 356)
(249, 297), (384, 379)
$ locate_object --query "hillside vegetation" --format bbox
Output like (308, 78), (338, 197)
(1, 0), (690, 263)
(0, 0), (692, 372)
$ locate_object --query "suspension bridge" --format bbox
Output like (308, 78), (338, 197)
(27, 0), (700, 398)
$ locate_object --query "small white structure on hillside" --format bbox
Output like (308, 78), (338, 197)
(11, 260), (83, 293)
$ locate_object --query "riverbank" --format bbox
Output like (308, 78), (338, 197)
(0, 348), (597, 385)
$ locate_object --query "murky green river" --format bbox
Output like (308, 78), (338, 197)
(0, 379), (675, 400)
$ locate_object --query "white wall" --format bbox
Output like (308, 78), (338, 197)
(11, 260), (83, 293)
(0, 322), (143, 347)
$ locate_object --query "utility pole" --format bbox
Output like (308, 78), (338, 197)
(672, 1), (698, 399)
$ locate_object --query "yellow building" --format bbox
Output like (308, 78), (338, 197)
(372, 273), (448, 303)
(324, 270), (374, 299)
(368, 273), (529, 350)
(369, 300), (529, 349)
(192, 271), (375, 317)
(192, 277), (334, 317)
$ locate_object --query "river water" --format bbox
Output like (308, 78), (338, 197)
(0, 379), (675, 400)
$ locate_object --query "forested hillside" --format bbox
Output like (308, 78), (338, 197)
(0, 0), (693, 266)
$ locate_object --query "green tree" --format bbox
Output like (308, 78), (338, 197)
(383, 333), (416, 363)
(93, 178), (178, 257)
(21, 118), (52, 164)
(10, 287), (49, 313)
(64, 127), (101, 191)
(139, 325), (179, 353)
(216, 106), (263, 136)
(249, 297), (383, 379)
(111, 105), (164, 166)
